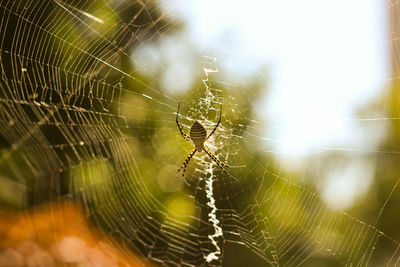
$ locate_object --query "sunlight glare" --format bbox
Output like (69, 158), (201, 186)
(160, 0), (389, 209)
(162, 0), (389, 156)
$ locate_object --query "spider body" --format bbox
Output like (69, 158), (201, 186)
(190, 120), (207, 152)
(176, 102), (229, 178)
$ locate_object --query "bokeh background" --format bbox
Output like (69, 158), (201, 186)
(0, 0), (400, 266)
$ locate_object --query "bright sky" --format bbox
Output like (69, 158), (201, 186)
(156, 0), (390, 209)
(163, 0), (389, 153)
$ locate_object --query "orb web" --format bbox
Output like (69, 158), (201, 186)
(1, 0), (400, 266)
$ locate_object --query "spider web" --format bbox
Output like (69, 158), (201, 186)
(0, 0), (400, 266)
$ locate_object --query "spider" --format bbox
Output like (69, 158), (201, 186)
(176, 102), (230, 178)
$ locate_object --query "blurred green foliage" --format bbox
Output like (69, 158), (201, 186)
(0, 0), (399, 266)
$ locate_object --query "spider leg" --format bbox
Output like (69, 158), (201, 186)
(203, 146), (230, 174)
(177, 149), (196, 178)
(176, 102), (191, 142)
(205, 104), (222, 141)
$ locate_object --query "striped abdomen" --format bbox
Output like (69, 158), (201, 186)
(190, 120), (207, 152)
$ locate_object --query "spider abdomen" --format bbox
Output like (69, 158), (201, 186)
(176, 103), (229, 177)
(190, 121), (207, 152)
